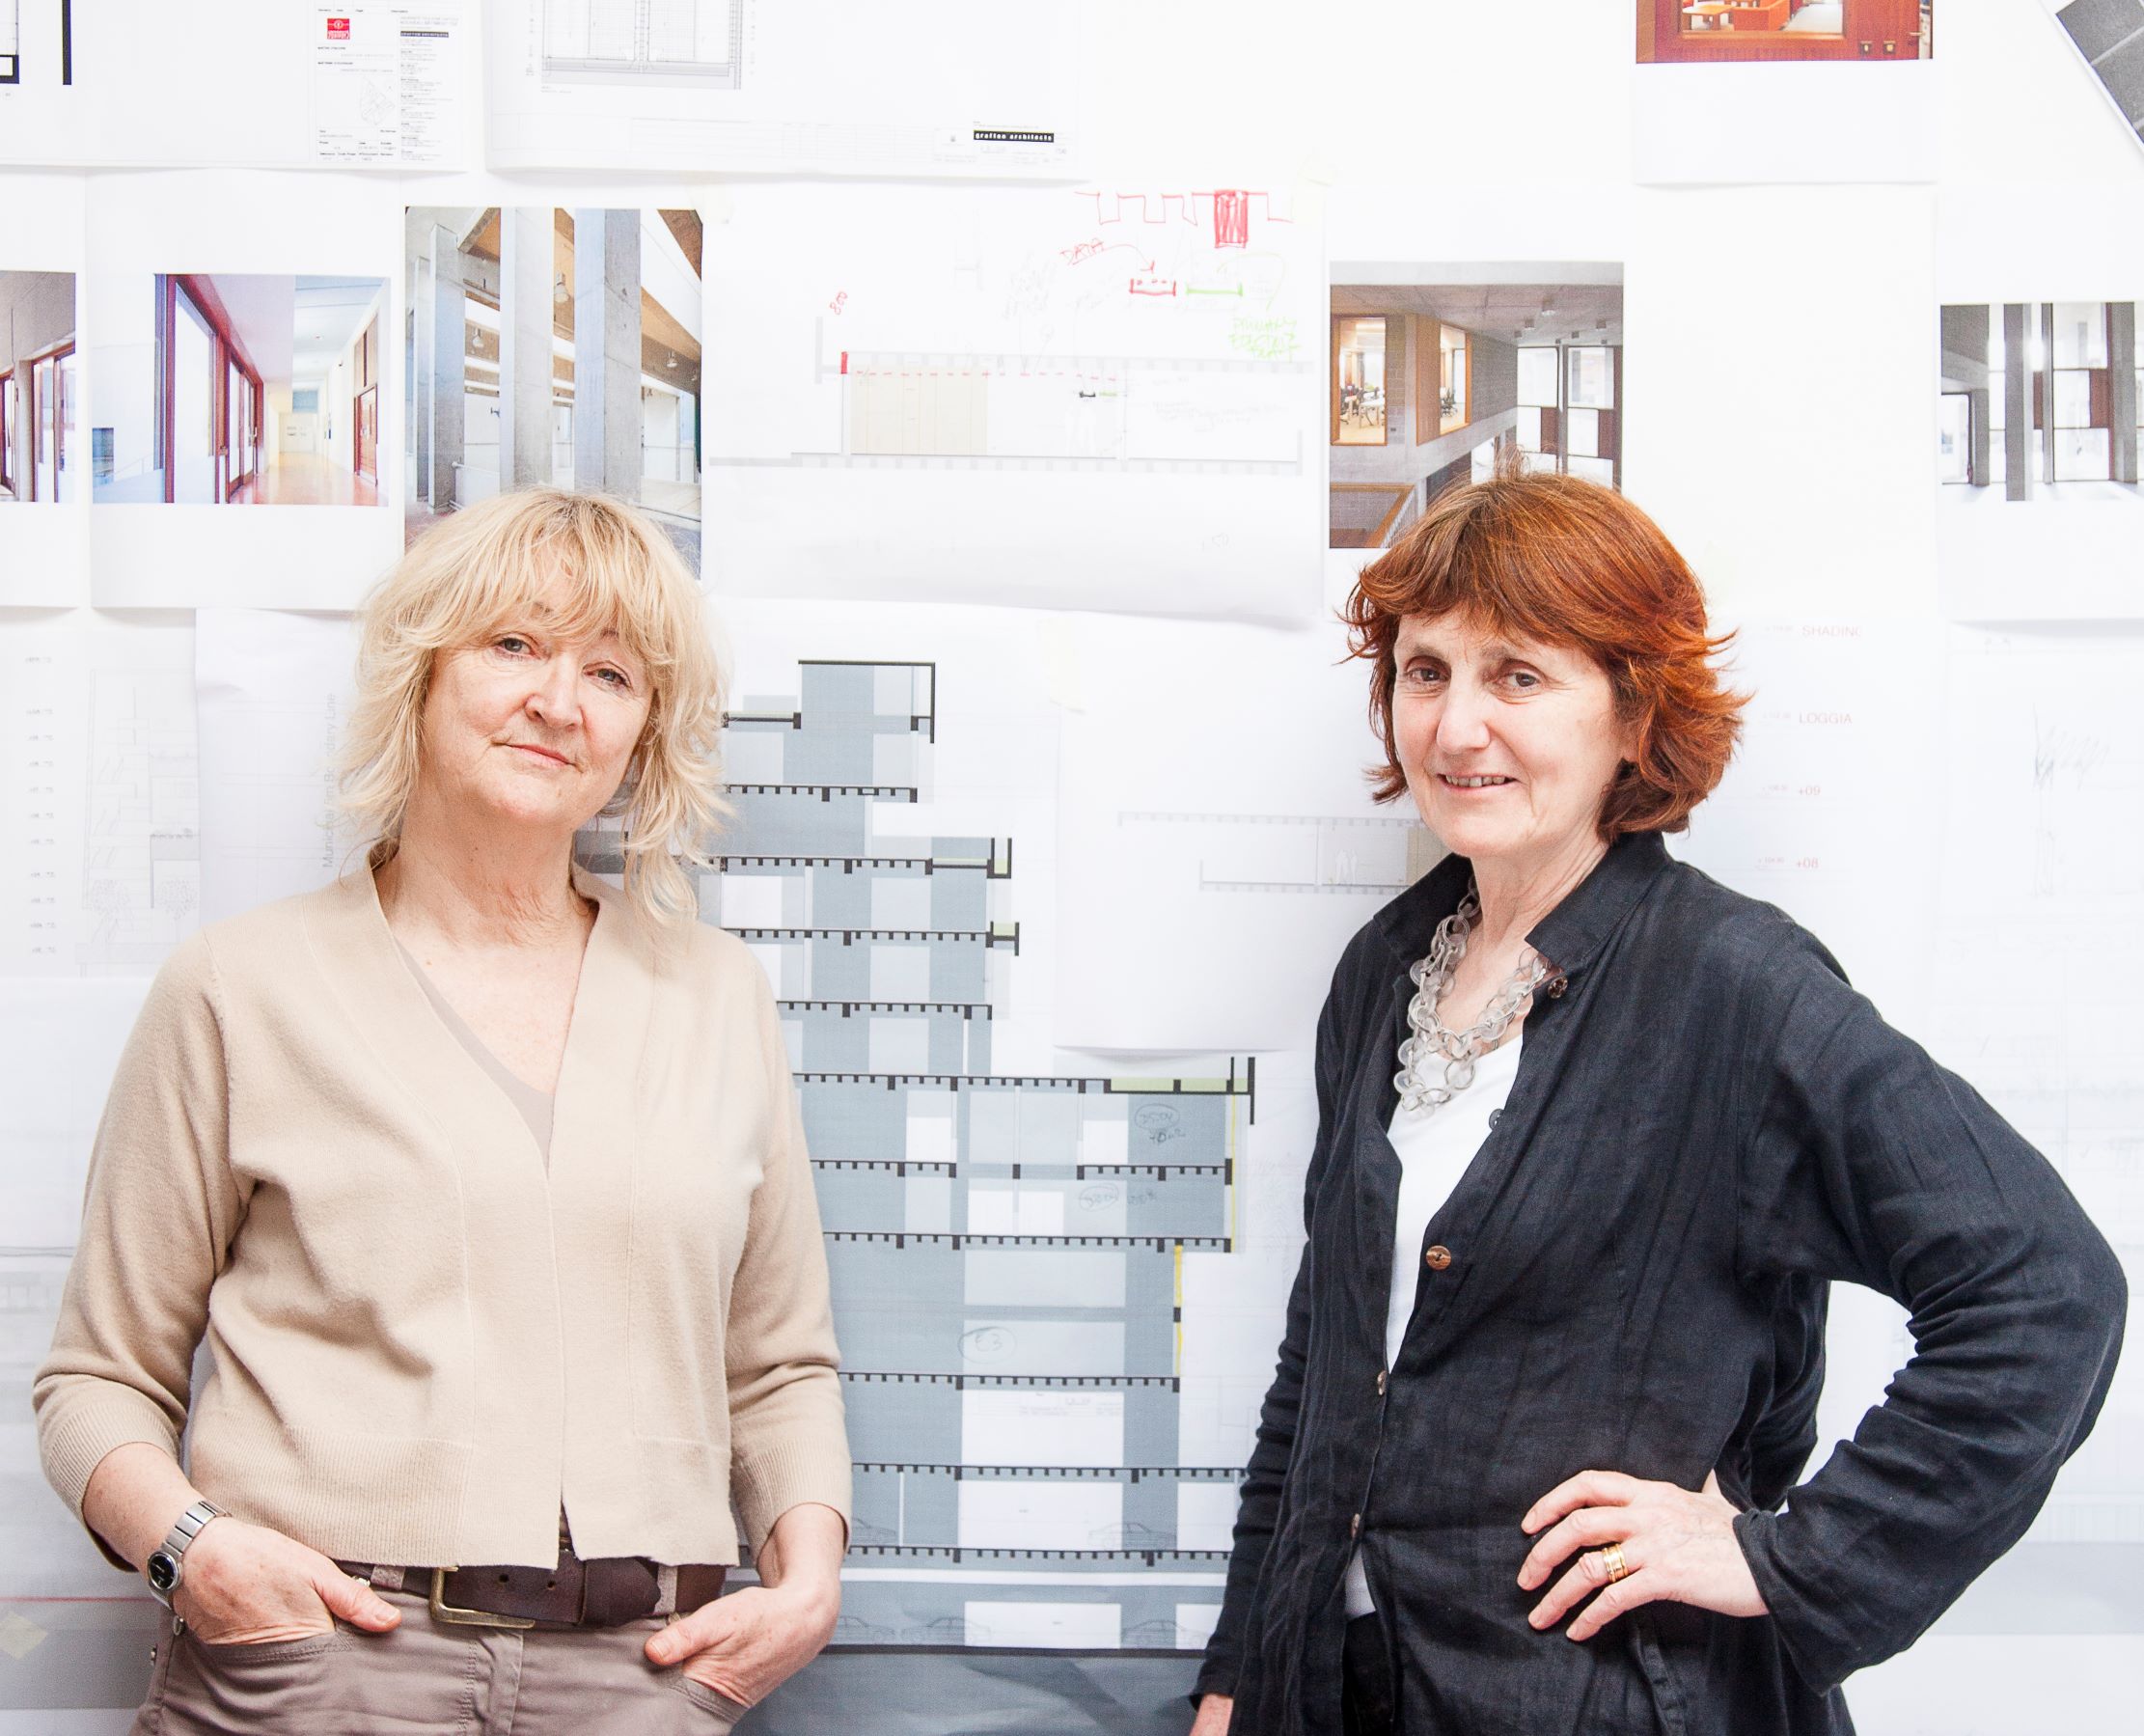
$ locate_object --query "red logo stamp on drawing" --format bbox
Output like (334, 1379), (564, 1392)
(327, 17), (351, 39)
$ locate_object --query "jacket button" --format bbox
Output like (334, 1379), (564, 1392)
(1375, 1369), (1388, 1396)
(1423, 1244), (1453, 1271)
(1350, 1512), (1361, 1538)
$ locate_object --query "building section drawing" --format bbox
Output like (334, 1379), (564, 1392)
(488, 0), (1077, 178)
(565, 601), (1278, 1648)
(0, 617), (200, 977)
(705, 183), (1323, 620)
(541, 0), (742, 85)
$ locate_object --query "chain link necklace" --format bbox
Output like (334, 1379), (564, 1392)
(1393, 881), (1553, 1116)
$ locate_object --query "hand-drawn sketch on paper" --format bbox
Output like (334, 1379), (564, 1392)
(705, 183), (1324, 620)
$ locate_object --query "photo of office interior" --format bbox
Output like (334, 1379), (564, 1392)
(1330, 275), (1623, 550)
(404, 207), (702, 559)
(0, 270), (75, 502)
(89, 274), (388, 506)
(1939, 302), (2143, 501)
(1637, 0), (1931, 61)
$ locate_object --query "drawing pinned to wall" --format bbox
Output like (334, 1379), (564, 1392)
(405, 204), (702, 564)
(0, 1), (467, 168)
(485, 0), (1078, 178)
(1328, 266), (1622, 552)
(704, 181), (1324, 620)
(1937, 299), (2144, 618)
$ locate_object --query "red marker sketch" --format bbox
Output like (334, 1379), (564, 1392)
(1213, 191), (1249, 248)
(829, 290), (848, 314)
(840, 352), (849, 374)
(1129, 276), (1179, 298)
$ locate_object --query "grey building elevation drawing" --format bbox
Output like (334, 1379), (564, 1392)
(582, 657), (1250, 1651)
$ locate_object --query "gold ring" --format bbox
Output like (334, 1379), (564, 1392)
(1600, 1542), (1630, 1584)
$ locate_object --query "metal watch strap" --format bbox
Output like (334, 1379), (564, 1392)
(146, 1500), (228, 1606)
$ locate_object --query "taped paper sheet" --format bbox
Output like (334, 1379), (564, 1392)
(484, 0), (1079, 179)
(703, 182), (1325, 621)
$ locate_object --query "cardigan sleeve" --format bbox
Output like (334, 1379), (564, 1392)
(1730, 930), (2126, 1693)
(32, 931), (247, 1567)
(1193, 948), (1356, 1704)
(723, 966), (854, 1553)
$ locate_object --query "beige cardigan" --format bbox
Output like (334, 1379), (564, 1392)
(34, 865), (852, 1570)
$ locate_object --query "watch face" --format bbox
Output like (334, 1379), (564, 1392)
(146, 1552), (179, 1594)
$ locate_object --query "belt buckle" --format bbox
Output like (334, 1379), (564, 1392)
(428, 1566), (537, 1630)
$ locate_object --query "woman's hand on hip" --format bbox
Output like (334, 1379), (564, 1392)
(173, 1518), (402, 1644)
(1516, 1469), (1766, 1641)
(644, 1581), (838, 1707)
(1189, 1691), (1234, 1734)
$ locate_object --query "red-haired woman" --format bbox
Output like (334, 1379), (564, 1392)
(1189, 473), (2124, 1735)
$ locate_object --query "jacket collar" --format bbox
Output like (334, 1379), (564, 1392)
(1372, 829), (1671, 978)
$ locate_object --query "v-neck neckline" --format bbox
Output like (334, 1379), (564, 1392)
(356, 860), (616, 1170)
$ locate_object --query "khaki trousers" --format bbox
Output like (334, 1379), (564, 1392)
(132, 1587), (750, 1735)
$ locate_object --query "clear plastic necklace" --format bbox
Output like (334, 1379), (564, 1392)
(1393, 882), (1551, 1116)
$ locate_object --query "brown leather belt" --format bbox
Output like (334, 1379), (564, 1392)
(337, 1550), (727, 1630)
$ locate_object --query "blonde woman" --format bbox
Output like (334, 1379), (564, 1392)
(35, 489), (851, 1733)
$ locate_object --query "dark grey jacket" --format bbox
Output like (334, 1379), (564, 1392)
(1196, 831), (2125, 1734)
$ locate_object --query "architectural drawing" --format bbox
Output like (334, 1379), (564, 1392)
(579, 646), (1251, 1644)
(1, 618), (200, 976)
(704, 183), (1324, 618)
(1, 3), (17, 84)
(542, 0), (743, 87)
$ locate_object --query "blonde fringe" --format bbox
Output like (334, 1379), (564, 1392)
(337, 488), (728, 931)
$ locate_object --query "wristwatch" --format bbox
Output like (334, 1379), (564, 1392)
(145, 1500), (229, 1607)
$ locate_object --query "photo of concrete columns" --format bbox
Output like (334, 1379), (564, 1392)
(405, 207), (702, 563)
(1329, 270), (1623, 551)
(0, 271), (76, 503)
(1637, 0), (1930, 61)
(88, 274), (389, 507)
(1939, 302), (2141, 501)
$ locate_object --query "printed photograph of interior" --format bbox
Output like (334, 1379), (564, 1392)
(404, 206), (702, 561)
(0, 269), (76, 502)
(1939, 300), (2143, 501)
(1637, 0), (1931, 62)
(1329, 271), (1623, 551)
(90, 273), (388, 506)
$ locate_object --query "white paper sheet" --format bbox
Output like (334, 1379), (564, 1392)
(483, 0), (1079, 179)
(0, 2), (470, 169)
(1053, 614), (1432, 1053)
(703, 183), (1324, 621)
(194, 609), (361, 923)
(83, 172), (403, 609)
(0, 610), (199, 977)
